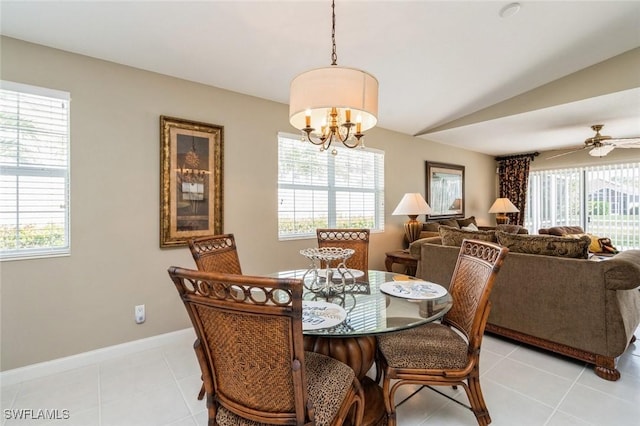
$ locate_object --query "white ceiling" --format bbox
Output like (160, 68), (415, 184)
(1, 0), (639, 156)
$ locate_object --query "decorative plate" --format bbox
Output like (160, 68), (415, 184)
(317, 268), (365, 280)
(379, 281), (448, 300)
(302, 301), (347, 330)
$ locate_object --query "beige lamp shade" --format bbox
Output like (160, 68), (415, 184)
(392, 193), (431, 243)
(488, 198), (519, 224)
(289, 66), (378, 132)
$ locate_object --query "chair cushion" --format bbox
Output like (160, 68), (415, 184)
(378, 323), (468, 370)
(216, 351), (355, 426)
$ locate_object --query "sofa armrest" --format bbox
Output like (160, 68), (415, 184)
(409, 237), (442, 258)
(603, 250), (640, 290)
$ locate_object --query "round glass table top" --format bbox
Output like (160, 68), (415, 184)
(271, 269), (453, 337)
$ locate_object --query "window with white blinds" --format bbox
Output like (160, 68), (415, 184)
(278, 133), (384, 240)
(525, 162), (640, 250)
(0, 81), (70, 260)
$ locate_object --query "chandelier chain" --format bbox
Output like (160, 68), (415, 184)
(331, 0), (337, 66)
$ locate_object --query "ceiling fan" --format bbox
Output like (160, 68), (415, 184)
(547, 124), (640, 159)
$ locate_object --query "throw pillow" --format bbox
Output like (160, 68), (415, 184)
(496, 231), (590, 259)
(438, 219), (460, 228)
(588, 235), (602, 253)
(422, 222), (440, 232)
(439, 225), (497, 247)
(456, 216), (477, 228)
(495, 224), (523, 234)
(562, 233), (604, 253)
(461, 223), (479, 231)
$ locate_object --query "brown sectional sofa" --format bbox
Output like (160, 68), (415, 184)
(410, 232), (640, 380)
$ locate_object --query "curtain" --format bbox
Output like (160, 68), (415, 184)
(497, 156), (533, 225)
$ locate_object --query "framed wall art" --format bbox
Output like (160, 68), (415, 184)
(425, 161), (465, 219)
(160, 116), (223, 248)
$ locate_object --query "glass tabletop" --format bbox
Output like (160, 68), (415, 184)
(271, 269), (452, 337)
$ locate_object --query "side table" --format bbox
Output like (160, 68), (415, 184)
(385, 250), (418, 276)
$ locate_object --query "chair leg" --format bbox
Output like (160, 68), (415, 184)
(198, 381), (205, 400)
(465, 376), (491, 426)
(382, 373), (398, 426)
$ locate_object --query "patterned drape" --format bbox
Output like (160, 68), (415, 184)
(497, 156), (532, 225)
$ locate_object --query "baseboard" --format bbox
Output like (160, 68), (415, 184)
(0, 328), (195, 387)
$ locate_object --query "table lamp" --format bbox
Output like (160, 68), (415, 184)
(392, 193), (432, 243)
(488, 197), (519, 224)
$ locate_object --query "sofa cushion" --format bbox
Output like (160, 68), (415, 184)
(456, 216), (477, 228)
(563, 233), (604, 253)
(496, 224), (526, 234)
(496, 231), (590, 259)
(538, 226), (585, 236)
(423, 222), (440, 232)
(423, 216), (477, 232)
(461, 223), (478, 231)
(439, 225), (497, 247)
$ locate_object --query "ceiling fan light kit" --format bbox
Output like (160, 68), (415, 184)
(547, 124), (640, 159)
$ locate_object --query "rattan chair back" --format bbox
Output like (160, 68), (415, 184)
(443, 239), (509, 350)
(376, 239), (509, 426)
(316, 229), (370, 271)
(169, 267), (310, 424)
(188, 234), (242, 274)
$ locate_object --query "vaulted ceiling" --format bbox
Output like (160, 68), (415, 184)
(1, 1), (639, 156)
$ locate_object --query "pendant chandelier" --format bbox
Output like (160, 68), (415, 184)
(289, 0), (379, 155)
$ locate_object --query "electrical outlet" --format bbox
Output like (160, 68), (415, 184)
(135, 304), (145, 324)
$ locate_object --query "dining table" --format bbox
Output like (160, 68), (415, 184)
(271, 269), (453, 426)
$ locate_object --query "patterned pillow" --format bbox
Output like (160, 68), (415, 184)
(563, 233), (606, 253)
(456, 216), (477, 228)
(495, 224), (524, 234)
(438, 219), (460, 228)
(439, 225), (497, 247)
(423, 218), (464, 232)
(496, 231), (590, 259)
(422, 222), (440, 232)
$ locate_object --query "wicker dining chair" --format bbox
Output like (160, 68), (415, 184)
(376, 239), (509, 426)
(168, 267), (365, 426)
(188, 233), (243, 401)
(316, 229), (370, 271)
(188, 234), (242, 275)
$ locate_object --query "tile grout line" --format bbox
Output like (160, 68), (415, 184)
(542, 364), (587, 426)
(97, 363), (103, 426)
(161, 347), (199, 424)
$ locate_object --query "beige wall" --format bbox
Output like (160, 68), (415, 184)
(0, 37), (495, 370)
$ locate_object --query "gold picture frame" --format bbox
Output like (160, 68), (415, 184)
(160, 116), (223, 248)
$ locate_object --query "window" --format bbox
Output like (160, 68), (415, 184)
(278, 133), (384, 240)
(526, 162), (640, 250)
(0, 81), (70, 260)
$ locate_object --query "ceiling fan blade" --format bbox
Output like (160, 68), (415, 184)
(611, 137), (640, 148)
(546, 146), (587, 160)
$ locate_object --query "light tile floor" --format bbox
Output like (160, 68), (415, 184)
(2, 327), (639, 426)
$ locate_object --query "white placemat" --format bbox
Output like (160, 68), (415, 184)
(380, 281), (448, 300)
(302, 301), (347, 330)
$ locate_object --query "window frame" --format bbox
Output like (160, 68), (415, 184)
(0, 81), (71, 261)
(277, 132), (385, 240)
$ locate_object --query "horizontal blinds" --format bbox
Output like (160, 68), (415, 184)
(526, 162), (640, 250)
(0, 82), (70, 259)
(278, 133), (384, 240)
